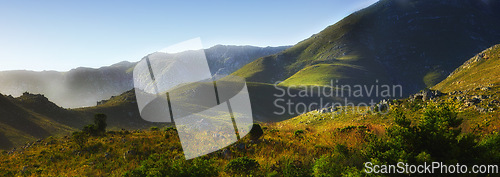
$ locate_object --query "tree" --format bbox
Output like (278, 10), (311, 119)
(94, 113), (107, 133)
(82, 113), (107, 136)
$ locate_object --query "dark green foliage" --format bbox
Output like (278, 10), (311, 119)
(124, 154), (218, 177)
(294, 129), (305, 137)
(365, 104), (479, 165)
(82, 124), (98, 136)
(477, 132), (500, 164)
(313, 144), (365, 177)
(82, 114), (108, 136)
(224, 157), (260, 176)
(94, 113), (107, 133)
(248, 123), (263, 141)
(149, 126), (159, 131)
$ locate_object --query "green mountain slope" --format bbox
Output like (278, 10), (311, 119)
(233, 0), (500, 95)
(433, 44), (500, 92)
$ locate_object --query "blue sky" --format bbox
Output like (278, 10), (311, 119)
(0, 0), (378, 71)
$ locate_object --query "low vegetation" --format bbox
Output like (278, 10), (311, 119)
(1, 88), (499, 176)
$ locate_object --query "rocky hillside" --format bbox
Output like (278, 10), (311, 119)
(233, 0), (500, 96)
(0, 45), (288, 108)
(434, 44), (500, 93)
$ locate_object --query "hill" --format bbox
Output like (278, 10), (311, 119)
(233, 0), (500, 96)
(0, 93), (78, 150)
(0, 45), (289, 108)
(0, 91), (168, 150)
(433, 44), (500, 93)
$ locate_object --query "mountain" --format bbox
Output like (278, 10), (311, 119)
(233, 0), (500, 96)
(0, 45), (289, 108)
(0, 62), (136, 108)
(433, 43), (500, 92)
(206, 45), (290, 77)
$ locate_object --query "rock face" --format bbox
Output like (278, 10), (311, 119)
(0, 45), (288, 108)
(411, 89), (444, 101)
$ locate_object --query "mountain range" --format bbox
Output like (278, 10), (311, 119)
(0, 45), (289, 108)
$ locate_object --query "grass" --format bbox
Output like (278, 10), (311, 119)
(2, 87), (499, 176)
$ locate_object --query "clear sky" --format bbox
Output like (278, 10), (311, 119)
(0, 0), (378, 71)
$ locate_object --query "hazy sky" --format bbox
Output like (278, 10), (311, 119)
(0, 0), (378, 71)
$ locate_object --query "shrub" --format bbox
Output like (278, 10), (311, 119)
(294, 129), (305, 137)
(82, 124), (98, 136)
(248, 123), (263, 141)
(150, 126), (159, 131)
(165, 127), (177, 132)
(224, 157), (260, 176)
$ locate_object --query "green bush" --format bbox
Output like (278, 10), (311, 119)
(224, 157), (260, 176)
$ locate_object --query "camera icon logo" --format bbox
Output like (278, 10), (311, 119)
(133, 38), (254, 159)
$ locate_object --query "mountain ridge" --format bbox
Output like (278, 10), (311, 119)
(233, 0), (500, 96)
